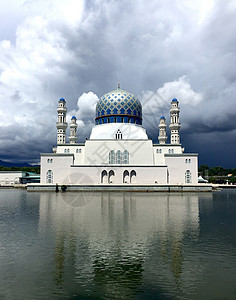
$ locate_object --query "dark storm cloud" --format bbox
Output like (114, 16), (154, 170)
(0, 0), (235, 166)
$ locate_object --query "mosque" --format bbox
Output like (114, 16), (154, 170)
(40, 85), (198, 186)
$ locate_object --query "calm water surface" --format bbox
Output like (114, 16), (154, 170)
(0, 189), (236, 299)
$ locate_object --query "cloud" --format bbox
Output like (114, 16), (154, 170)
(0, 0), (235, 166)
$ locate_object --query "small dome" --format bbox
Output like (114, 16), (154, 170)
(71, 116), (76, 119)
(95, 88), (142, 125)
(59, 98), (66, 102)
(172, 98), (178, 102)
(160, 116), (165, 119)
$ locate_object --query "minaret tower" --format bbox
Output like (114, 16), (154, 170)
(69, 116), (78, 144)
(169, 98), (181, 144)
(158, 116), (167, 144)
(56, 98), (68, 144)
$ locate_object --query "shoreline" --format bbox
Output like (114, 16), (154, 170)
(27, 183), (214, 192)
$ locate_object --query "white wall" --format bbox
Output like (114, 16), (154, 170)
(41, 155), (74, 184)
(60, 165), (168, 185)
(56, 145), (85, 165)
(165, 155), (198, 184)
(89, 123), (148, 140)
(0, 171), (23, 185)
(83, 140), (154, 165)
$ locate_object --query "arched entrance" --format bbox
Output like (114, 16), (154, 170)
(101, 170), (108, 184)
(109, 170), (115, 183)
(130, 170), (137, 184)
(123, 170), (129, 183)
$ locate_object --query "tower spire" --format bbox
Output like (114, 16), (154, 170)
(56, 98), (68, 144)
(169, 98), (181, 144)
(158, 116), (167, 144)
(69, 116), (78, 144)
(118, 81), (120, 89)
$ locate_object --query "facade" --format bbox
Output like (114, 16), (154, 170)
(40, 86), (198, 185)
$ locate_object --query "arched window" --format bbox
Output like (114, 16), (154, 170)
(185, 170), (192, 183)
(109, 150), (115, 164)
(116, 150), (122, 164)
(123, 150), (129, 164)
(76, 149), (81, 153)
(123, 170), (129, 183)
(101, 170), (108, 184)
(115, 129), (122, 139)
(109, 170), (115, 183)
(130, 170), (137, 183)
(46, 170), (53, 183)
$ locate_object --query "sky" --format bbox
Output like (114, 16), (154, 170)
(0, 0), (236, 167)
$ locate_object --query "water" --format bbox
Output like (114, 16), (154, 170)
(0, 189), (236, 300)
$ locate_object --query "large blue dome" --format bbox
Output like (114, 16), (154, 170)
(95, 88), (142, 125)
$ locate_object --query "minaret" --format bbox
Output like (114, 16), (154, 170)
(169, 98), (181, 144)
(158, 116), (167, 144)
(56, 98), (68, 144)
(69, 116), (78, 144)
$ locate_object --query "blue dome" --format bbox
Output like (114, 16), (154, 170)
(95, 88), (142, 125)
(71, 116), (76, 119)
(172, 98), (178, 102)
(59, 98), (65, 102)
(160, 116), (165, 119)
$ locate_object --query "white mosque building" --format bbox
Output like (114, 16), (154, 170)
(40, 85), (198, 187)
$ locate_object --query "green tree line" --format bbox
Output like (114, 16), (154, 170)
(199, 165), (236, 184)
(0, 165), (40, 174)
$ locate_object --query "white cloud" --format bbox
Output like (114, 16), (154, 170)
(0, 0), (235, 166)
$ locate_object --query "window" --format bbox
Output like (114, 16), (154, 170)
(156, 149), (162, 154)
(76, 149), (81, 153)
(185, 159), (191, 163)
(46, 170), (53, 183)
(185, 170), (192, 183)
(109, 150), (115, 164)
(115, 129), (122, 139)
(123, 150), (129, 164)
(116, 150), (122, 164)
(109, 150), (129, 164)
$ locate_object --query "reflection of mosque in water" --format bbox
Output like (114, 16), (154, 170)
(38, 192), (208, 298)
